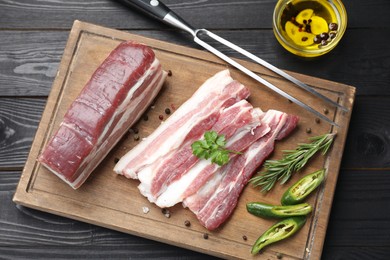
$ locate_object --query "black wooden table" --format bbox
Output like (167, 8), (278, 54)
(1, 0), (389, 259)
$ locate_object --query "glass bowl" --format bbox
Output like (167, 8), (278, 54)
(273, 0), (347, 58)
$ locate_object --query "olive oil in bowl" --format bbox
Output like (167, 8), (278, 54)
(273, 0), (347, 57)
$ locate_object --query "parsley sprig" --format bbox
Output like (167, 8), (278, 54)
(191, 131), (241, 166)
(250, 133), (336, 192)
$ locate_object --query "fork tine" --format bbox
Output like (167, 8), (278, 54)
(194, 33), (339, 127)
(202, 29), (349, 112)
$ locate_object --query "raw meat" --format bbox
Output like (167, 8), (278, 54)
(183, 110), (299, 230)
(146, 104), (271, 207)
(114, 69), (298, 231)
(114, 70), (250, 178)
(38, 41), (167, 189)
(153, 106), (270, 207)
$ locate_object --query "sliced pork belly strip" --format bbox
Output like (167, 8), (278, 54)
(184, 110), (299, 230)
(153, 108), (271, 208)
(137, 100), (254, 202)
(114, 70), (250, 179)
(38, 41), (166, 189)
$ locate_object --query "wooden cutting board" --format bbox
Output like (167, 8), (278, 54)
(13, 21), (355, 259)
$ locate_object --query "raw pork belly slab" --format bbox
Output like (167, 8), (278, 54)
(184, 110), (299, 230)
(115, 69), (298, 230)
(114, 69), (250, 178)
(38, 41), (167, 189)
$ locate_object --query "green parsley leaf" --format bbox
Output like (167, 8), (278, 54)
(191, 130), (241, 166)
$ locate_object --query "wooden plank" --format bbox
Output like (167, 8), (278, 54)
(341, 97), (390, 168)
(324, 170), (390, 246)
(0, 98), (46, 169)
(4, 169), (390, 258)
(0, 0), (273, 30)
(1, 28), (389, 97)
(13, 21), (355, 259)
(322, 247), (390, 260)
(2, 96), (388, 170)
(1, 0), (389, 30)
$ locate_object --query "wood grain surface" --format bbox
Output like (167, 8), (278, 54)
(1, 0), (390, 259)
(13, 21), (354, 260)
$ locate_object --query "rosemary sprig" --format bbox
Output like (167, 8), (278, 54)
(250, 133), (336, 192)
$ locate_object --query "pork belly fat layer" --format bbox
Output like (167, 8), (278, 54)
(185, 111), (299, 230)
(38, 41), (166, 189)
(114, 70), (250, 179)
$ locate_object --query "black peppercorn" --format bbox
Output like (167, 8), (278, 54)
(329, 22), (338, 31)
(323, 108), (329, 114)
(184, 220), (191, 227)
(320, 33), (329, 40)
(203, 233), (209, 239)
(165, 108), (171, 114)
(314, 35), (321, 44)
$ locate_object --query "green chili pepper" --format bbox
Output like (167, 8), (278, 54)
(246, 202), (312, 219)
(251, 216), (306, 254)
(281, 169), (325, 205)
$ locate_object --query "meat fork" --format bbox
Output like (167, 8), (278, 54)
(117, 0), (348, 127)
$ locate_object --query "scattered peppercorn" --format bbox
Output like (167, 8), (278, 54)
(167, 70), (172, 76)
(165, 108), (171, 115)
(315, 118), (321, 123)
(114, 157), (120, 164)
(134, 134), (140, 141)
(302, 36), (308, 42)
(203, 233), (209, 239)
(143, 115), (149, 121)
(184, 220), (191, 227)
(162, 208), (171, 218)
(329, 32), (337, 39)
(321, 39), (328, 46)
(323, 108), (329, 114)
(132, 127), (139, 134)
(242, 235), (247, 241)
(329, 22), (338, 31)
(306, 128), (312, 134)
(159, 115), (164, 120)
(276, 252), (283, 259)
